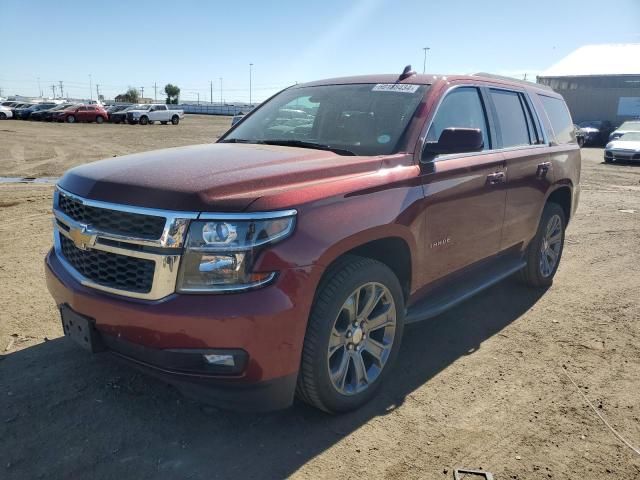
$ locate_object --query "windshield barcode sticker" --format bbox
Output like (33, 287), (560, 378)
(372, 84), (420, 93)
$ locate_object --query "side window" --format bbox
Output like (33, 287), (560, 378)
(489, 89), (532, 148)
(157, 105), (166, 111)
(427, 87), (490, 150)
(538, 95), (574, 145)
(78, 107), (87, 111)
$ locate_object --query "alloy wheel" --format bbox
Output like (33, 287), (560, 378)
(540, 213), (562, 277)
(327, 282), (396, 395)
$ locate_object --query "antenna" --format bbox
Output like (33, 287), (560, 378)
(399, 65), (416, 81)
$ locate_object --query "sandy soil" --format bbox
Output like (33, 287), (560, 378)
(0, 117), (639, 479)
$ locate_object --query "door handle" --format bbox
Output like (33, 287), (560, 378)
(537, 161), (552, 178)
(486, 172), (505, 185)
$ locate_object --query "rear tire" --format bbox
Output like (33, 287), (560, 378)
(66, 115), (76, 123)
(296, 256), (405, 413)
(520, 202), (566, 288)
(171, 115), (179, 125)
(0, 113), (6, 120)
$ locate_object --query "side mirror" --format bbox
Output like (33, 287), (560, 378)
(423, 128), (484, 158)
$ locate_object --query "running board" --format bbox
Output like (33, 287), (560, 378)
(405, 258), (526, 324)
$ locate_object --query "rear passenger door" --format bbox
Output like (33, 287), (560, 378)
(418, 86), (507, 285)
(486, 88), (552, 250)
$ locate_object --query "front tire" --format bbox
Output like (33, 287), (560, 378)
(520, 202), (566, 288)
(296, 256), (405, 413)
(95, 116), (104, 124)
(0, 112), (6, 120)
(139, 116), (149, 125)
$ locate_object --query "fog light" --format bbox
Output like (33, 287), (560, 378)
(203, 354), (235, 367)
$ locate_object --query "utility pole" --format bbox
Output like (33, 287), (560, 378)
(210, 80), (213, 104)
(37, 77), (42, 97)
(59, 81), (64, 99)
(96, 84), (101, 101)
(89, 74), (93, 101)
(422, 47), (430, 74)
(219, 77), (223, 105)
(140, 86), (144, 100)
(197, 92), (200, 105)
(154, 82), (157, 101)
(51, 85), (56, 98)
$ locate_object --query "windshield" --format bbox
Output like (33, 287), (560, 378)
(223, 83), (428, 156)
(619, 132), (640, 141)
(619, 121), (640, 130)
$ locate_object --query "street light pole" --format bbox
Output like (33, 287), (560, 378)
(422, 47), (430, 74)
(249, 63), (253, 106)
(219, 77), (223, 105)
(89, 74), (92, 101)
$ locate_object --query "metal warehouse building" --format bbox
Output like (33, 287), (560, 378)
(537, 44), (640, 125)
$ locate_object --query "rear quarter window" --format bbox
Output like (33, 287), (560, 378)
(538, 95), (574, 145)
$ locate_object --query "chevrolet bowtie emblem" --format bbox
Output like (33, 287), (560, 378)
(68, 225), (97, 251)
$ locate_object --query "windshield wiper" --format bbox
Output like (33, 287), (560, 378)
(220, 138), (255, 143)
(260, 139), (355, 156)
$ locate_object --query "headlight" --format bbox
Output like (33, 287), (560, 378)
(176, 212), (296, 293)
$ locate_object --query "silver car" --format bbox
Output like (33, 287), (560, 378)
(609, 120), (640, 141)
(604, 131), (640, 163)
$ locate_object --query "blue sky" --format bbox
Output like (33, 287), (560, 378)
(2, 0), (639, 103)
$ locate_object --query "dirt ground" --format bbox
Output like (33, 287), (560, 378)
(0, 116), (639, 480)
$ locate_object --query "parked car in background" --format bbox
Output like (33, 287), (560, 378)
(126, 104), (184, 125)
(0, 105), (13, 120)
(106, 104), (131, 122)
(1, 101), (20, 108)
(109, 105), (141, 124)
(14, 102), (58, 120)
(46, 71), (580, 413)
(604, 131), (640, 163)
(577, 120), (613, 146)
(573, 124), (585, 147)
(609, 120), (640, 141)
(9, 103), (33, 117)
(54, 104), (108, 123)
(31, 103), (75, 121)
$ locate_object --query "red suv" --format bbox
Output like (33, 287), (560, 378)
(46, 69), (580, 412)
(54, 104), (108, 123)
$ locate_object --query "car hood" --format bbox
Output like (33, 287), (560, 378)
(58, 143), (383, 212)
(607, 140), (640, 151)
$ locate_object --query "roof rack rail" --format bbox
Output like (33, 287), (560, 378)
(472, 72), (554, 91)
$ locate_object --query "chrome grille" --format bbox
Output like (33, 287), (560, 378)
(60, 235), (155, 293)
(58, 191), (166, 239)
(52, 187), (198, 300)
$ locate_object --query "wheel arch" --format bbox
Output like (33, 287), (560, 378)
(545, 183), (572, 223)
(314, 230), (415, 304)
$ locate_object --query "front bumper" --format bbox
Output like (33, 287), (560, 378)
(46, 249), (319, 410)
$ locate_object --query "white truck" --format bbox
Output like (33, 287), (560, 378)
(126, 104), (184, 125)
